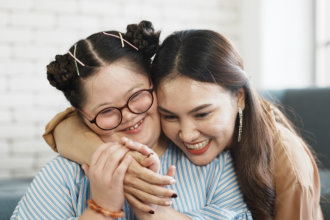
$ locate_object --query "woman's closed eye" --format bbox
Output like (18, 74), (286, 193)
(195, 112), (211, 119)
(161, 114), (178, 121)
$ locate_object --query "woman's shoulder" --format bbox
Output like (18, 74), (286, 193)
(274, 123), (319, 187)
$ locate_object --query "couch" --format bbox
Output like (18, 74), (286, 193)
(1, 87), (329, 219)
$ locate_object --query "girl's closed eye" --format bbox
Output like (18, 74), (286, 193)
(100, 107), (116, 116)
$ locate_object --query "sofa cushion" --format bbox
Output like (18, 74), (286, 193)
(320, 170), (330, 218)
(0, 178), (32, 220)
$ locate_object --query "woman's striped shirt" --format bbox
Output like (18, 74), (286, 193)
(11, 143), (252, 219)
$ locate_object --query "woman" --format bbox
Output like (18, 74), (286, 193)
(151, 30), (323, 219)
(12, 21), (251, 219)
(48, 28), (323, 219)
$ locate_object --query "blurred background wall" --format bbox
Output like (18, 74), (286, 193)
(0, 0), (329, 178)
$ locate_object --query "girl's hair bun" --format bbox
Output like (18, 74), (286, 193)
(125, 20), (160, 59)
(47, 53), (77, 91)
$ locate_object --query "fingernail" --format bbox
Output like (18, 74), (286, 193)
(149, 210), (155, 214)
(171, 193), (178, 198)
(165, 200), (172, 206)
(170, 178), (176, 184)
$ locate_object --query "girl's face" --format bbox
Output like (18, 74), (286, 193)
(157, 76), (245, 165)
(80, 59), (160, 149)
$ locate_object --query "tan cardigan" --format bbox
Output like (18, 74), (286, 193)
(43, 108), (323, 220)
(273, 123), (323, 219)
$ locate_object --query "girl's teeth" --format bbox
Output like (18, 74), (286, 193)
(127, 119), (143, 130)
(185, 139), (210, 150)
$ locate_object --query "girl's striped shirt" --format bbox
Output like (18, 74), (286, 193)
(11, 143), (252, 220)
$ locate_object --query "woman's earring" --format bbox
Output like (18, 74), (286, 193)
(238, 107), (243, 142)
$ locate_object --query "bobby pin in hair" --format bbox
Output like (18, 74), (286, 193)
(102, 32), (139, 51)
(68, 44), (85, 76)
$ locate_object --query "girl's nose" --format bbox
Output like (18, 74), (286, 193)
(120, 107), (137, 124)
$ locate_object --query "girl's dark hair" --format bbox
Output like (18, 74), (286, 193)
(47, 20), (160, 109)
(151, 30), (277, 219)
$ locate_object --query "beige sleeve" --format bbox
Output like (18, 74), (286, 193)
(274, 124), (323, 220)
(274, 179), (323, 220)
(42, 107), (103, 165)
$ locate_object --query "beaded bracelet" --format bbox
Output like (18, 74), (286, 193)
(87, 199), (125, 218)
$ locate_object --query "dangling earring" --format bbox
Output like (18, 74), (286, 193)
(237, 107), (243, 142)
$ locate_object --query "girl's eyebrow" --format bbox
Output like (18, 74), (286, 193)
(93, 83), (145, 112)
(158, 104), (212, 115)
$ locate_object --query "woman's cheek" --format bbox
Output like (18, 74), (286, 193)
(160, 120), (175, 138)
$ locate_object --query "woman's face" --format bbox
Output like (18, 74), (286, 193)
(157, 76), (245, 165)
(80, 59), (161, 149)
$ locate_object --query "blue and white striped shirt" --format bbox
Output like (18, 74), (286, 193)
(11, 143), (252, 219)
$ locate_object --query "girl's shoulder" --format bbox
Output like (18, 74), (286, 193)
(43, 155), (81, 171)
(38, 155), (86, 185)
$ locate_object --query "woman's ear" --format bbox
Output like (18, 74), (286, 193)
(237, 88), (246, 110)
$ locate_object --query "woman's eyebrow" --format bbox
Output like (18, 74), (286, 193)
(188, 104), (212, 114)
(158, 106), (174, 114)
(158, 104), (212, 115)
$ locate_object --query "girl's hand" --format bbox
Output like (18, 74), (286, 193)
(82, 142), (132, 212)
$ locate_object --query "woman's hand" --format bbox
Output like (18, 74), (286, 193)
(121, 138), (177, 213)
(82, 142), (132, 212)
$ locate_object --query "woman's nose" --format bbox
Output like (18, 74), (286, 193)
(178, 120), (199, 143)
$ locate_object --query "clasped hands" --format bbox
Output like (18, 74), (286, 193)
(82, 137), (176, 214)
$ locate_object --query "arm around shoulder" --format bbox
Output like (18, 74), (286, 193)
(54, 111), (103, 165)
(43, 107), (76, 151)
(43, 107), (103, 165)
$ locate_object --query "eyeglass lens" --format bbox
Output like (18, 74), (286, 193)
(95, 90), (153, 130)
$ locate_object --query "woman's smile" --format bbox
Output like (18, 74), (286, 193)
(184, 139), (212, 155)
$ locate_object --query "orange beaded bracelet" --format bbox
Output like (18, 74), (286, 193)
(87, 199), (125, 218)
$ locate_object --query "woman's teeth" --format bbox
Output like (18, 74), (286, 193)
(127, 119), (143, 130)
(185, 139), (210, 150)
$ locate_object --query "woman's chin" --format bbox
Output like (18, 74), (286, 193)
(189, 156), (213, 166)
